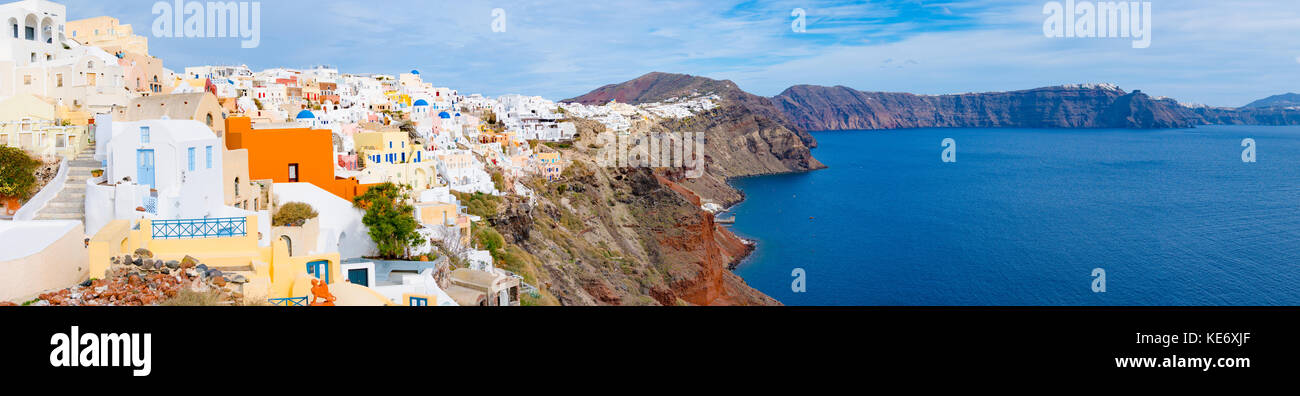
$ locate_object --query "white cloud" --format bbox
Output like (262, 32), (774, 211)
(59, 0), (1300, 106)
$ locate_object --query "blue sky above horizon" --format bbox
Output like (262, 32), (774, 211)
(61, 0), (1299, 107)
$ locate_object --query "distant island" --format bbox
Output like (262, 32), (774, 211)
(771, 84), (1300, 131)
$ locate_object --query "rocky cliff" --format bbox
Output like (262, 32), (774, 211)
(488, 124), (777, 305)
(772, 84), (1207, 131)
(773, 85), (1300, 131)
(566, 72), (821, 172)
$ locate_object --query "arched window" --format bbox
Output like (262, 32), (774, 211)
(206, 113), (214, 126)
(234, 177), (240, 196)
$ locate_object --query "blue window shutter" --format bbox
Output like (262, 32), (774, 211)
(205, 146), (213, 169)
(188, 147), (195, 171)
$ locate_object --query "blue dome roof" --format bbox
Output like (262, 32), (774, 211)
(296, 110), (316, 119)
(410, 70), (420, 75)
(413, 99), (429, 106)
(438, 111), (451, 119)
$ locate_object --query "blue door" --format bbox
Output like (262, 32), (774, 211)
(347, 268), (368, 287)
(136, 149), (155, 188)
(409, 297), (428, 306)
(307, 260), (329, 283)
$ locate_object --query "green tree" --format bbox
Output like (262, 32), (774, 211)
(353, 183), (423, 259)
(0, 146), (39, 200)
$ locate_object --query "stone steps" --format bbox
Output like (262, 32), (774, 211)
(32, 149), (96, 222)
(37, 212), (84, 220)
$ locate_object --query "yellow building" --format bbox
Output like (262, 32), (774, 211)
(86, 215), (389, 305)
(537, 152), (562, 181)
(415, 201), (471, 245)
(355, 130), (419, 166)
(115, 92), (227, 138)
(0, 93), (89, 158)
(66, 16), (150, 56)
(222, 149), (268, 211)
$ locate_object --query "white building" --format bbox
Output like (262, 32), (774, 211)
(1, 0), (128, 113)
(85, 118), (225, 234)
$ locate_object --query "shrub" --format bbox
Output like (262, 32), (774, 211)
(454, 191), (502, 218)
(353, 183), (423, 259)
(160, 290), (224, 306)
(491, 171), (506, 191)
(473, 224), (505, 252)
(273, 201), (318, 226)
(0, 146), (39, 199)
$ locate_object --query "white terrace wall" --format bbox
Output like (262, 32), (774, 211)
(0, 220), (88, 302)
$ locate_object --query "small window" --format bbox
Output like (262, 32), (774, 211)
(205, 146), (213, 169)
(140, 126), (150, 143)
(55, 73), (62, 87)
(23, 75), (31, 85)
(188, 147), (195, 171)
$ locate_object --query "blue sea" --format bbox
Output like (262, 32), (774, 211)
(728, 126), (1300, 306)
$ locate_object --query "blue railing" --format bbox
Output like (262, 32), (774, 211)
(268, 297), (308, 307)
(142, 196), (158, 214)
(151, 217), (247, 239)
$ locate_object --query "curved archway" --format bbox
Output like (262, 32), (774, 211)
(414, 167), (429, 189)
(39, 16), (52, 43)
(23, 14), (37, 41)
(280, 235), (293, 256)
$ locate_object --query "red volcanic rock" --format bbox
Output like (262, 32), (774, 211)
(29, 260), (236, 306)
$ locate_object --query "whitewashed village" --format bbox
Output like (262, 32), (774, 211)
(0, 0), (723, 306)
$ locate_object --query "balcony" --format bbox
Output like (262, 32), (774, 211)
(151, 217), (248, 240)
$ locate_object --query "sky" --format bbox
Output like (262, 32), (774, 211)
(60, 0), (1300, 107)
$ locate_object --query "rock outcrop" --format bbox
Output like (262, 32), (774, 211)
(566, 72), (826, 175)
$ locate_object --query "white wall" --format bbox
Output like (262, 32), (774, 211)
(0, 220), (87, 302)
(272, 182), (375, 259)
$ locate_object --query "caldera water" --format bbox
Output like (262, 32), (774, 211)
(728, 126), (1300, 305)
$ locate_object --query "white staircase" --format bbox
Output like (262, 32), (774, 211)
(34, 147), (98, 222)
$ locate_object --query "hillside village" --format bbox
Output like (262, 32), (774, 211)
(0, 0), (733, 306)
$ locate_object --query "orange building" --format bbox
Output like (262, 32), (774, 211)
(225, 117), (373, 201)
